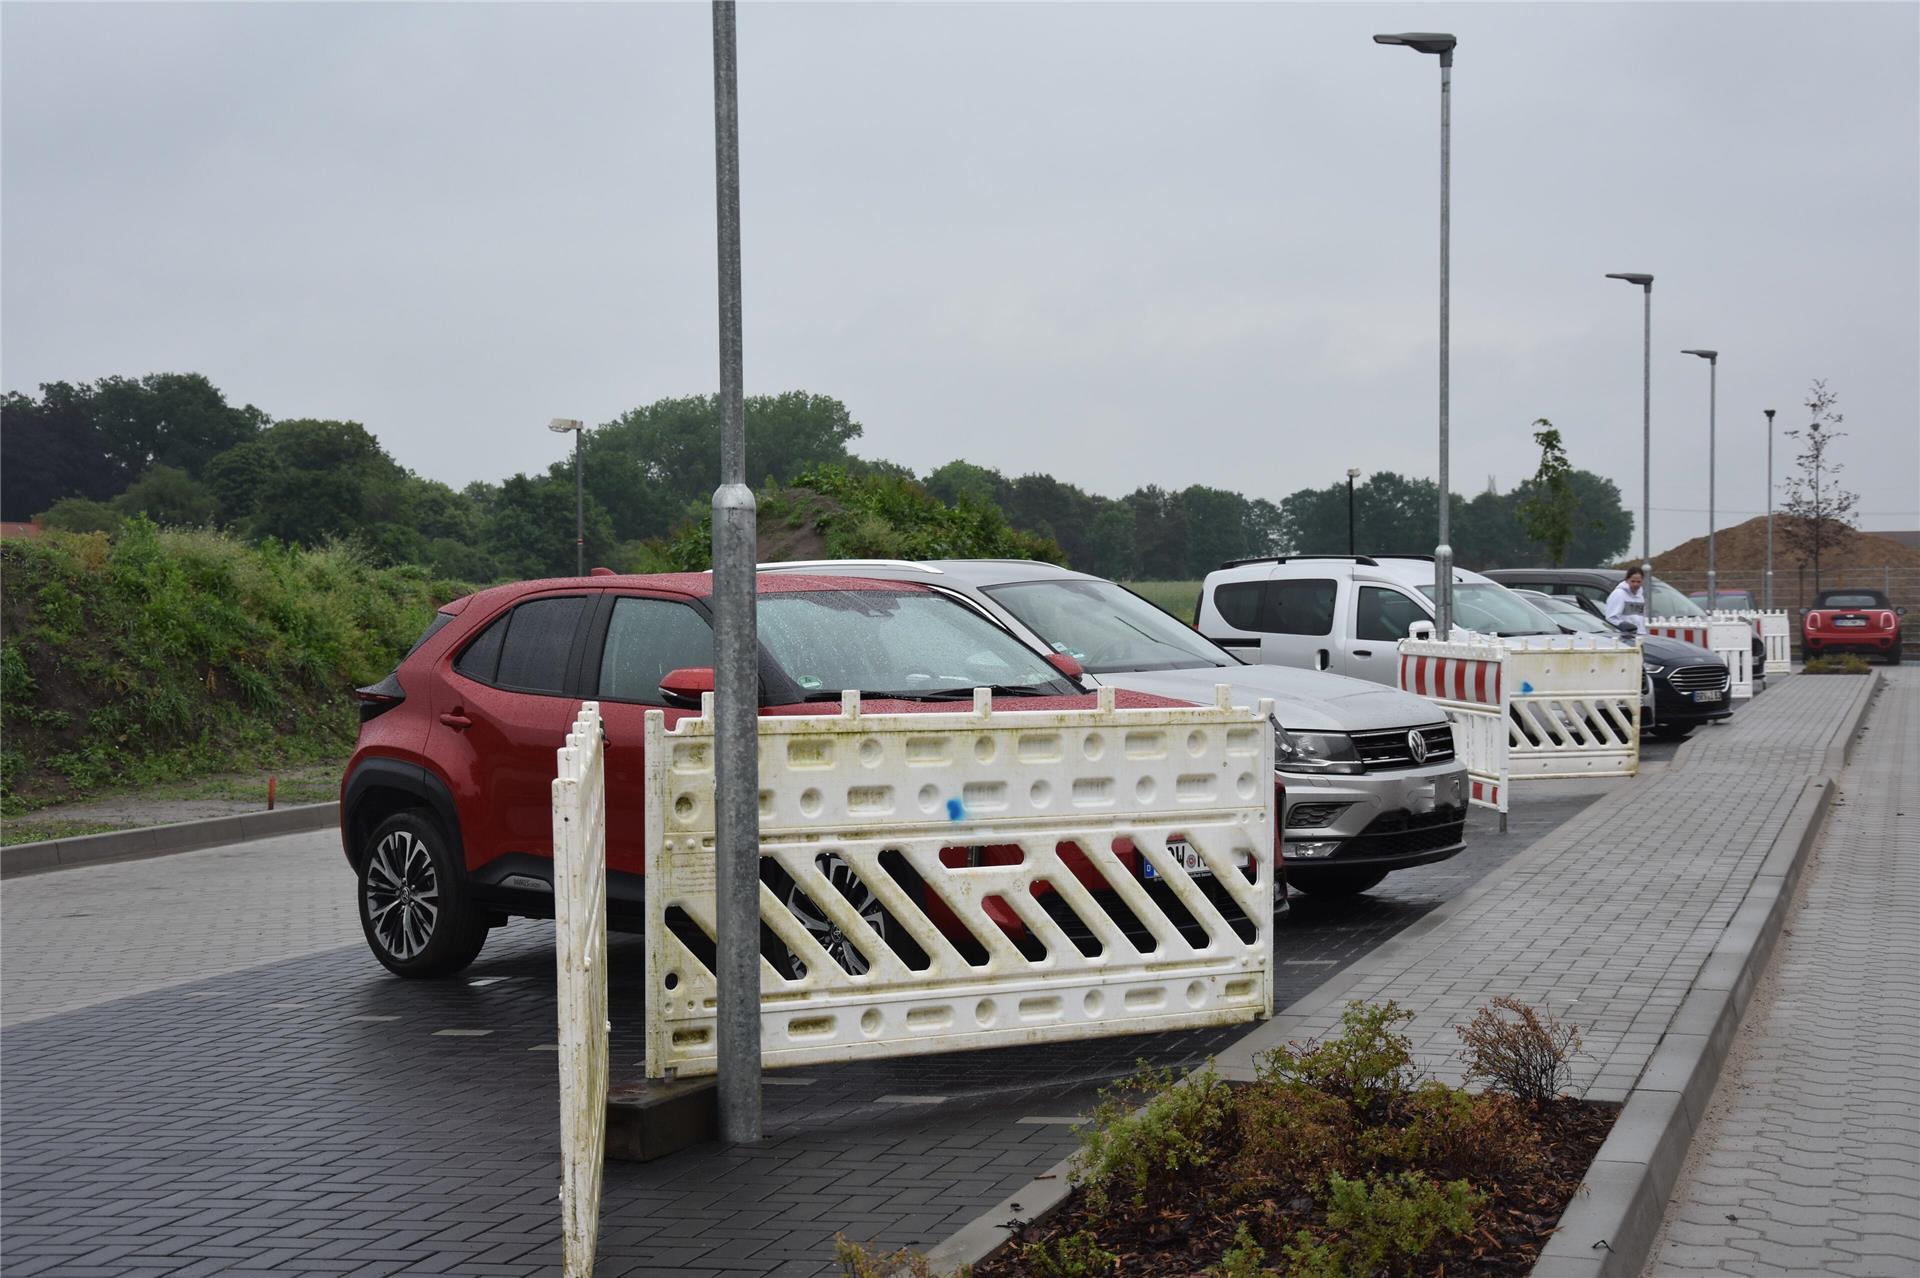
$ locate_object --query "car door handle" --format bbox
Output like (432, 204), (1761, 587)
(438, 712), (472, 731)
(1353, 649), (1373, 658)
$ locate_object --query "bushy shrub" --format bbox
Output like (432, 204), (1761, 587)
(1019, 1230), (1117, 1278)
(832, 1235), (966, 1278)
(1210, 1221), (1269, 1278)
(1360, 1081), (1543, 1181)
(1802, 654), (1872, 674)
(1071, 1063), (1233, 1210)
(1281, 1172), (1483, 1278)
(1456, 996), (1583, 1102)
(1255, 1000), (1419, 1113)
(1232, 1083), (1355, 1196)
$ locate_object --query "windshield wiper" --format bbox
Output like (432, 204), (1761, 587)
(913, 683), (1059, 700)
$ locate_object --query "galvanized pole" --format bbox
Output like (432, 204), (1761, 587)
(1640, 288), (1652, 598)
(709, 0), (761, 1145)
(1763, 409), (1776, 609)
(1707, 358), (1718, 606)
(1434, 49), (1453, 637)
(574, 430), (585, 577)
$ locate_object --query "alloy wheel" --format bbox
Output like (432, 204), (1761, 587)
(364, 828), (441, 961)
(785, 854), (886, 977)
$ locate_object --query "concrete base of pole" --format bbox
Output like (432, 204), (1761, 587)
(605, 1078), (719, 1162)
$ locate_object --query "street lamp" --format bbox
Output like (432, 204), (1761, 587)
(1681, 350), (1719, 606)
(1374, 30), (1457, 636)
(1763, 409), (1776, 608)
(1347, 468), (1362, 556)
(548, 417), (586, 576)
(1605, 274), (1654, 605)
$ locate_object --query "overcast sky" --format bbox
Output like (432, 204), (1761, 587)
(5, 2), (1917, 550)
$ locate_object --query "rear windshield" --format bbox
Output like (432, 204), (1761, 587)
(1817, 592), (1888, 609)
(1417, 583), (1556, 637)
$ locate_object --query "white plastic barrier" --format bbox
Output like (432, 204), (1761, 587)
(1648, 617), (1753, 699)
(1716, 609), (1790, 671)
(552, 703), (608, 1278)
(642, 685), (1275, 1080)
(1400, 634), (1642, 814)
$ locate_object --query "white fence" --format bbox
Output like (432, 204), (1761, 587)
(1648, 616), (1754, 699)
(1718, 609), (1791, 669)
(552, 703), (609, 1278)
(1400, 635), (1642, 815)
(642, 685), (1275, 1080)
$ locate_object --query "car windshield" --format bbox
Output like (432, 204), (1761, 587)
(757, 590), (1075, 699)
(1691, 590), (1754, 609)
(1818, 593), (1886, 609)
(980, 578), (1234, 674)
(1521, 594), (1613, 635)
(1417, 583), (1557, 637)
(1649, 580), (1704, 617)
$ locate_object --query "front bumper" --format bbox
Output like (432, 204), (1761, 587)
(1279, 758), (1469, 869)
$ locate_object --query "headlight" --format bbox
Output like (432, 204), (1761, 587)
(1644, 663), (1666, 675)
(1272, 722), (1364, 775)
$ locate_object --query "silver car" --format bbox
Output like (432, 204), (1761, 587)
(757, 559), (1469, 896)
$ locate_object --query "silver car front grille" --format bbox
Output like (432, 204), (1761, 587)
(1668, 666), (1730, 693)
(1351, 724), (1456, 770)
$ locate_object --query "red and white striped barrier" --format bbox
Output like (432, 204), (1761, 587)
(1649, 616), (1754, 698)
(1398, 634), (1643, 815)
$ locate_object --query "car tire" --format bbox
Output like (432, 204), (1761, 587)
(1289, 867), (1389, 897)
(357, 811), (488, 978)
(1889, 647), (1904, 666)
(763, 854), (925, 979)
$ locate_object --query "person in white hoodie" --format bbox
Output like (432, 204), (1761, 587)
(1605, 568), (1650, 633)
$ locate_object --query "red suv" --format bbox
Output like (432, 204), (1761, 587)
(341, 572), (1264, 978)
(1802, 589), (1905, 664)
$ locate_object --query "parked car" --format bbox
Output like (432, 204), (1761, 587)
(1512, 589), (1734, 738)
(1688, 588), (1757, 610)
(1802, 588), (1905, 664)
(340, 571), (1249, 978)
(758, 559), (1469, 897)
(1480, 568), (1766, 683)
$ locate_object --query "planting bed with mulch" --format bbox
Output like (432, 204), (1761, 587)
(955, 1000), (1620, 1278)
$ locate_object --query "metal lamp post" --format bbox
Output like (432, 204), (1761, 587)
(1346, 468), (1361, 555)
(547, 418), (586, 576)
(710, 0), (762, 1145)
(1374, 30), (1457, 635)
(1763, 409), (1776, 609)
(1605, 274), (1654, 606)
(1682, 350), (1719, 606)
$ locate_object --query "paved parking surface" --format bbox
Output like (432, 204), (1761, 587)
(0, 747), (1673, 1277)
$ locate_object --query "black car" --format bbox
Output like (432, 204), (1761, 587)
(1513, 590), (1733, 738)
(1482, 568), (1766, 684)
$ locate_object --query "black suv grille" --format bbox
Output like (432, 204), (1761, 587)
(1338, 807), (1467, 860)
(1351, 724), (1456, 770)
(1668, 666), (1730, 693)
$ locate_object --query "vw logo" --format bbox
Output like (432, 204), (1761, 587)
(1407, 729), (1429, 765)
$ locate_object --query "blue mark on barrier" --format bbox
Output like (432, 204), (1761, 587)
(946, 798), (966, 822)
(1520, 681), (1534, 695)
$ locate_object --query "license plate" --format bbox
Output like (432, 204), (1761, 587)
(1141, 839), (1245, 880)
(1835, 618), (1866, 627)
(1693, 689), (1724, 703)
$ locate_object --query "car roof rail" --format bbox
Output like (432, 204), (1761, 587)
(755, 558), (942, 574)
(1217, 554), (1379, 569)
(1372, 553), (1436, 563)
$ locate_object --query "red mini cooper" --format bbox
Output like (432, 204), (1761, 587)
(342, 572), (1271, 978)
(1801, 588), (1905, 665)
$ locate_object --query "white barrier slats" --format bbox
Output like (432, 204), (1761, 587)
(1398, 634), (1642, 812)
(642, 686), (1275, 1080)
(1755, 611), (1791, 667)
(1399, 640), (1509, 814)
(552, 702), (608, 1278)
(1649, 616), (1753, 699)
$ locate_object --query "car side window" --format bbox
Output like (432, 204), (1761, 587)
(1213, 582), (1265, 630)
(468, 596), (588, 694)
(1566, 584), (1609, 610)
(1266, 579), (1336, 636)
(598, 597), (716, 704)
(453, 614), (508, 684)
(1355, 586), (1424, 642)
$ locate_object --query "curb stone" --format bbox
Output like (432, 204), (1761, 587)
(0, 801), (339, 879)
(922, 670), (1881, 1277)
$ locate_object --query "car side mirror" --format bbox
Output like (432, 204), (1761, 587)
(1798, 608), (1810, 616)
(659, 666), (716, 708)
(1045, 652), (1085, 680)
(1899, 607), (1909, 616)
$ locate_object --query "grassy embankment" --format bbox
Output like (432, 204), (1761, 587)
(0, 520), (466, 825)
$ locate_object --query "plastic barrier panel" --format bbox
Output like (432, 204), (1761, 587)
(642, 686), (1275, 1079)
(1650, 617), (1753, 699)
(1715, 609), (1789, 676)
(1399, 640), (1510, 813)
(1400, 634), (1641, 813)
(552, 703), (608, 1278)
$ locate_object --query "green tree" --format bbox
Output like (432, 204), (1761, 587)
(3, 384), (127, 519)
(1779, 379), (1858, 593)
(1086, 504), (1138, 580)
(923, 459), (1011, 510)
(1514, 421), (1578, 566)
(111, 465), (218, 528)
(1180, 485), (1259, 577)
(86, 372), (266, 478)
(37, 496), (123, 533)
(479, 473), (617, 579)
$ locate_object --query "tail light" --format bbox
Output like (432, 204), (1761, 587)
(354, 672), (406, 724)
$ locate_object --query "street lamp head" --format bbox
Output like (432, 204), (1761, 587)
(1680, 349), (1718, 363)
(1347, 468), (1362, 479)
(1373, 31), (1455, 63)
(1605, 272), (1654, 289)
(1764, 409), (1776, 422)
(547, 417), (584, 434)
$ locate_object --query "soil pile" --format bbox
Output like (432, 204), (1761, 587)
(1622, 516), (1920, 575)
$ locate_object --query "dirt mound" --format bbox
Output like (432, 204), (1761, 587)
(1625, 516), (1920, 574)
(755, 488), (836, 563)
